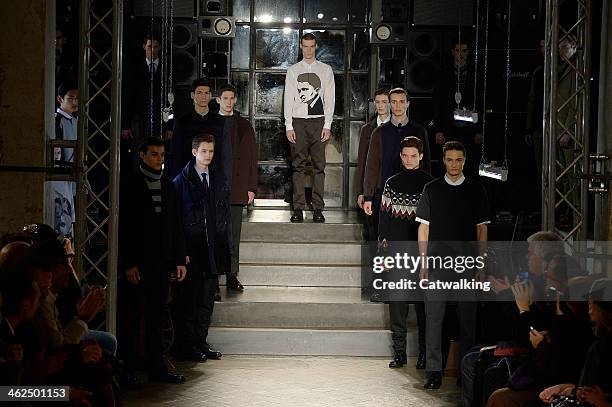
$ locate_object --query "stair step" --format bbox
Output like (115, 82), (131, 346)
(240, 242), (364, 265)
(211, 287), (394, 329)
(220, 265), (363, 287)
(241, 222), (363, 243)
(207, 327), (424, 357)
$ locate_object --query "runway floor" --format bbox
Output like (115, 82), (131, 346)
(123, 356), (460, 407)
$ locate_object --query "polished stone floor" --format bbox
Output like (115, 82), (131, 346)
(123, 356), (460, 407)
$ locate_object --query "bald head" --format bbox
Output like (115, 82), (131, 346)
(0, 241), (31, 272)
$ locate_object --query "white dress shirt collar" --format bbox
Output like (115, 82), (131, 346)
(444, 173), (466, 186)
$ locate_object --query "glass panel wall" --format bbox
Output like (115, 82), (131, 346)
(230, 0), (370, 208)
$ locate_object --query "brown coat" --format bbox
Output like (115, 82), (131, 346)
(228, 115), (258, 205)
(354, 119), (377, 197)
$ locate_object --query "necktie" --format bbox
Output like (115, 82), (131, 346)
(202, 173), (209, 189)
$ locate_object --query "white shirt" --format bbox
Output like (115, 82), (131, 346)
(194, 164), (210, 186)
(284, 59), (335, 131)
(376, 114), (390, 127)
(146, 58), (159, 72)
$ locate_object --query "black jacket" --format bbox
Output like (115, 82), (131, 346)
(121, 58), (166, 138)
(168, 110), (231, 193)
(173, 161), (232, 276)
(118, 170), (186, 274)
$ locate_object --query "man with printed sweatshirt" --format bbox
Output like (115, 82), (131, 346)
(284, 33), (335, 223)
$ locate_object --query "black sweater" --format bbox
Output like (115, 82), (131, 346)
(378, 168), (433, 242)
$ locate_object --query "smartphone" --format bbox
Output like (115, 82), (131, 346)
(519, 271), (529, 285)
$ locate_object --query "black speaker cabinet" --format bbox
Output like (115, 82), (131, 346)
(132, 0), (195, 18)
(198, 0), (228, 16)
(405, 31), (442, 94)
(172, 20), (199, 85)
(412, 0), (473, 26)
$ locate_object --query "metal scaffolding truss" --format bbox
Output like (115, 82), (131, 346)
(76, 0), (122, 332)
(543, 0), (591, 241)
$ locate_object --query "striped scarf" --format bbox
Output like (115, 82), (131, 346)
(139, 164), (162, 214)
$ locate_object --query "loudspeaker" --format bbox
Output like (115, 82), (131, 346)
(412, 0), (473, 26)
(198, 0), (228, 15)
(372, 0), (411, 22)
(371, 0), (410, 44)
(172, 20), (199, 85)
(405, 31), (442, 94)
(132, 0), (195, 18)
(371, 22), (409, 44)
(198, 16), (236, 38)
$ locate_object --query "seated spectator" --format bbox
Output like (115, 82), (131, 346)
(0, 272), (40, 385)
(536, 278), (612, 407)
(485, 274), (595, 407)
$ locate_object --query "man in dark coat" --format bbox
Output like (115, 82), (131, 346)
(168, 77), (231, 193)
(432, 41), (482, 175)
(173, 134), (231, 362)
(121, 34), (171, 177)
(118, 137), (187, 384)
(216, 84), (258, 292)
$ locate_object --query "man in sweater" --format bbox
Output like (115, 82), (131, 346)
(284, 33), (335, 223)
(216, 84), (257, 292)
(363, 87), (431, 218)
(378, 136), (433, 371)
(415, 141), (490, 390)
(119, 137), (187, 383)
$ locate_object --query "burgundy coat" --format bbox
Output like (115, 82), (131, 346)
(227, 115), (258, 205)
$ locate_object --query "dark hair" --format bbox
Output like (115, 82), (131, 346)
(400, 136), (423, 154)
(192, 134), (216, 150)
(57, 82), (78, 98)
(191, 77), (212, 93)
(442, 141), (467, 158)
(389, 87), (409, 101)
(143, 32), (160, 44)
(1, 271), (38, 317)
(217, 84), (237, 97)
(30, 240), (67, 269)
(22, 223), (58, 242)
(301, 33), (317, 44)
(374, 88), (390, 98)
(139, 136), (165, 154)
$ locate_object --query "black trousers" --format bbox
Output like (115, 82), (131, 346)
(425, 299), (477, 373)
(117, 266), (167, 374)
(389, 301), (426, 354)
(173, 270), (218, 355)
(229, 204), (244, 278)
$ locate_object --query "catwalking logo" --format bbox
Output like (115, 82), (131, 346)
(372, 253), (486, 274)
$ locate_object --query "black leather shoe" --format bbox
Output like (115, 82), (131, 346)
(416, 351), (426, 370)
(370, 292), (383, 303)
(313, 209), (325, 223)
(201, 344), (222, 360)
(149, 371), (186, 384)
(175, 351), (207, 363)
(214, 285), (222, 302)
(424, 371), (442, 389)
(290, 209), (304, 223)
(227, 277), (244, 292)
(388, 351), (407, 368)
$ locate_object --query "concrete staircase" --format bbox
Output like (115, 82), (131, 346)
(209, 210), (418, 357)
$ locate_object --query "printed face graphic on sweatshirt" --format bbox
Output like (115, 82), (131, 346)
(296, 72), (324, 115)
